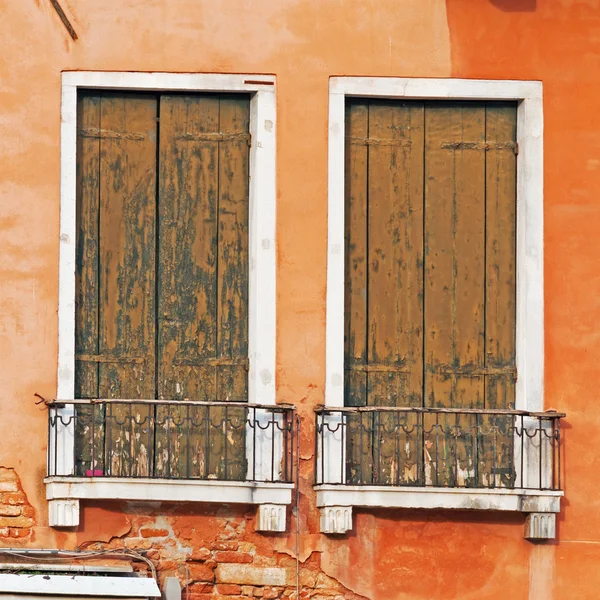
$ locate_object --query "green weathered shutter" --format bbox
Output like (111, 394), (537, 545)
(75, 92), (250, 481)
(344, 99), (517, 487)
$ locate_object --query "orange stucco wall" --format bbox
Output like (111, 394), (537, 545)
(0, 0), (598, 598)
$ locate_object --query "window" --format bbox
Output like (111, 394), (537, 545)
(47, 73), (291, 531)
(74, 91), (250, 479)
(319, 78), (562, 539)
(343, 99), (517, 487)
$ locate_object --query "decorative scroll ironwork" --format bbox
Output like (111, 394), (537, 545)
(48, 400), (295, 484)
(315, 406), (564, 490)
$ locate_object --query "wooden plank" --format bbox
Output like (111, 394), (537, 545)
(157, 94), (220, 479)
(157, 94), (250, 481)
(215, 95), (250, 402)
(214, 95), (250, 480)
(344, 100), (370, 484)
(74, 93), (102, 476)
(424, 102), (486, 486)
(98, 93), (158, 478)
(366, 100), (424, 485)
(481, 102), (518, 487)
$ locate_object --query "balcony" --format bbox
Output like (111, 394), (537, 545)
(314, 406), (564, 539)
(45, 400), (297, 531)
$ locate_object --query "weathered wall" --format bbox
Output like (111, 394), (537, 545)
(0, 0), (597, 598)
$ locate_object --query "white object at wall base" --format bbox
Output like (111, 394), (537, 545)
(48, 499), (79, 527)
(320, 506), (352, 534)
(162, 577), (181, 600)
(255, 504), (287, 532)
(525, 512), (556, 540)
(0, 574), (160, 597)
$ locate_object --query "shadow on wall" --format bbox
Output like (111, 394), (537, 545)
(490, 0), (536, 11)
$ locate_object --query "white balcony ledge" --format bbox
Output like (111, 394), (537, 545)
(45, 477), (293, 530)
(315, 485), (563, 538)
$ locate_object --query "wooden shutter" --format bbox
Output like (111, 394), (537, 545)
(75, 92), (250, 481)
(344, 99), (517, 486)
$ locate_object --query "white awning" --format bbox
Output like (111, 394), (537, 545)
(0, 575), (160, 598)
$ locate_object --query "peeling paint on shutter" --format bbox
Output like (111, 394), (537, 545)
(344, 99), (517, 487)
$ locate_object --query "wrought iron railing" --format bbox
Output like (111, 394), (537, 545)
(48, 400), (296, 483)
(315, 406), (564, 490)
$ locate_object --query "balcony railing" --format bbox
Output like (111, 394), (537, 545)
(315, 406), (564, 490)
(48, 400), (296, 484)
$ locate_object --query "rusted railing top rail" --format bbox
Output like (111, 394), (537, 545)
(47, 399), (295, 410)
(314, 405), (565, 418)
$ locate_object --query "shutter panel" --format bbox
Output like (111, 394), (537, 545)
(344, 100), (370, 483)
(157, 94), (249, 480)
(482, 103), (517, 486)
(367, 100), (424, 484)
(75, 93), (158, 477)
(344, 100), (424, 484)
(424, 102), (486, 486)
(98, 94), (158, 477)
(214, 95), (250, 480)
(74, 94), (101, 475)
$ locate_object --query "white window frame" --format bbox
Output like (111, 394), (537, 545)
(47, 72), (290, 530)
(318, 77), (561, 538)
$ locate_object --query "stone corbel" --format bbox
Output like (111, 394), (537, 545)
(256, 504), (287, 532)
(524, 512), (556, 540)
(319, 506), (352, 534)
(48, 499), (80, 527)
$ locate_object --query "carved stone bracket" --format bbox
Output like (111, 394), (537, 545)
(48, 499), (80, 527)
(320, 506), (352, 534)
(525, 512), (556, 540)
(256, 504), (287, 532)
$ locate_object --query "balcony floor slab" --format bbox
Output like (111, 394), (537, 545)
(315, 485), (562, 514)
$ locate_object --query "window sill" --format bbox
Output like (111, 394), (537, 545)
(315, 485), (563, 539)
(45, 477), (293, 531)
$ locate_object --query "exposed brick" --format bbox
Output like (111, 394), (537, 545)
(187, 583), (214, 594)
(0, 528), (10, 537)
(215, 583), (242, 595)
(0, 505), (21, 517)
(216, 565), (286, 587)
(253, 589), (264, 598)
(2, 493), (26, 505)
(124, 539), (153, 550)
(9, 528), (31, 538)
(189, 547), (212, 561)
(314, 573), (341, 590)
(298, 571), (317, 588)
(0, 482), (19, 493)
(140, 528), (169, 538)
(21, 506), (35, 518)
(0, 469), (17, 482)
(215, 552), (253, 564)
(0, 516), (32, 528)
(212, 541), (239, 551)
(188, 562), (216, 583)
(262, 588), (280, 599)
